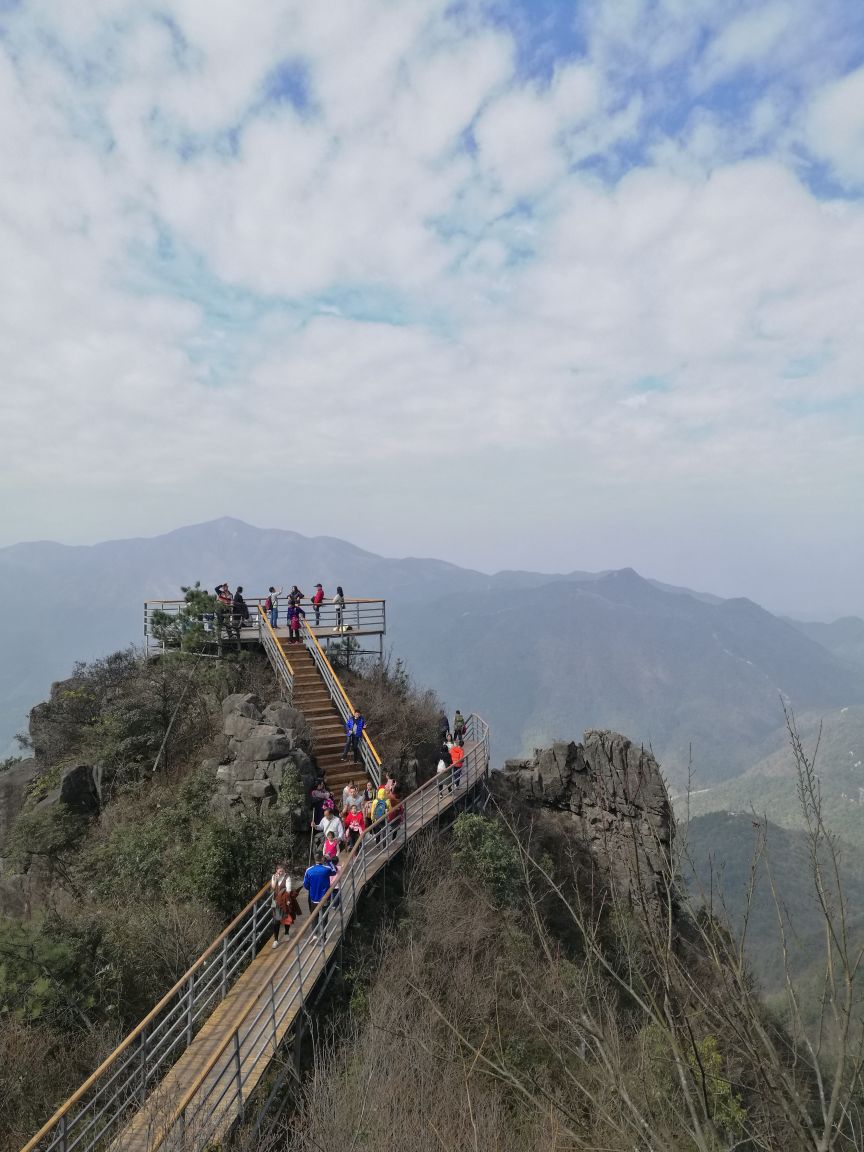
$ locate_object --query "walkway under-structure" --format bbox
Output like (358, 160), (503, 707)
(20, 599), (490, 1152)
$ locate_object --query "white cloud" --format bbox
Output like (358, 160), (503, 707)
(805, 66), (864, 187)
(0, 0), (862, 614)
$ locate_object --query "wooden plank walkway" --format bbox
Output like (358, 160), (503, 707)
(114, 760), (479, 1152)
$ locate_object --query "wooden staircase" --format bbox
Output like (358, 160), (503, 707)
(277, 637), (367, 793)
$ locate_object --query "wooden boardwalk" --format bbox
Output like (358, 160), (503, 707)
(114, 759), (480, 1152)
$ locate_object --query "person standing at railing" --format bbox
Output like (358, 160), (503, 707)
(265, 586), (283, 628)
(288, 584), (305, 608)
(341, 709), (365, 763)
(232, 586), (250, 631)
(311, 583), (325, 627)
(386, 788), (404, 844)
(371, 787), (391, 844)
(270, 863), (301, 949)
(333, 585), (345, 632)
(438, 710), (451, 743)
(287, 601), (305, 644)
(344, 803), (365, 849)
(452, 710), (466, 746)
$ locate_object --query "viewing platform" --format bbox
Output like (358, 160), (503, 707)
(144, 596), (386, 659)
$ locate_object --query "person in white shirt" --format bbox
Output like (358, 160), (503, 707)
(312, 806), (344, 850)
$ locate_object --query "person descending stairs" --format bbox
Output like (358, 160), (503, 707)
(276, 634), (370, 794)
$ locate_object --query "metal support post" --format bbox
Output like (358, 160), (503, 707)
(233, 1032), (244, 1120)
(185, 973), (195, 1044)
(269, 979), (278, 1051)
(221, 936), (229, 999)
(138, 1026), (149, 1102)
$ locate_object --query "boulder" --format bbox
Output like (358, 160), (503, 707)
(56, 765), (100, 816)
(261, 703), (303, 730)
(221, 693), (264, 722)
(222, 714), (262, 741)
(239, 731), (294, 762)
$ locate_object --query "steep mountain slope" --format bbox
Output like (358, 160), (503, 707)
(787, 616), (864, 670)
(2, 520), (862, 788)
(392, 569), (864, 783)
(685, 812), (864, 1000)
(682, 705), (864, 846)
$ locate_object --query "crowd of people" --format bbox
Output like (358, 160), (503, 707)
(270, 770), (406, 947)
(262, 583), (346, 633)
(269, 709), (470, 948)
(197, 582), (348, 638)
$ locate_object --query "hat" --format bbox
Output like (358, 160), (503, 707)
(315, 583), (322, 588)
(323, 798), (335, 810)
(377, 787), (387, 799)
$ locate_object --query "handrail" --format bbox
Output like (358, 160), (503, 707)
(300, 618), (383, 769)
(18, 879), (272, 1152)
(143, 597), (384, 606)
(146, 716), (490, 1150)
(259, 611), (294, 677)
(258, 611), (295, 705)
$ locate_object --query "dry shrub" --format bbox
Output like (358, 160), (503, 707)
(343, 656), (442, 784)
(0, 1019), (117, 1152)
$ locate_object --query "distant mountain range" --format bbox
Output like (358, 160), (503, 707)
(2, 517), (863, 788)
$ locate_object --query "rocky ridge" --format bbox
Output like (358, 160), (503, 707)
(497, 730), (674, 907)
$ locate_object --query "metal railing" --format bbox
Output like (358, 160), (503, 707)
(258, 612), (294, 701)
(20, 717), (490, 1152)
(143, 597), (386, 654)
(145, 715), (490, 1151)
(299, 618), (383, 786)
(20, 884), (275, 1152)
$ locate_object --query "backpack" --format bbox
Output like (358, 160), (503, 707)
(372, 797), (388, 821)
(264, 596), (272, 612)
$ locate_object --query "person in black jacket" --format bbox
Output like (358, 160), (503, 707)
(231, 586), (250, 642)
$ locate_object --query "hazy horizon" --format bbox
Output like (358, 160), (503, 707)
(1, 514), (860, 623)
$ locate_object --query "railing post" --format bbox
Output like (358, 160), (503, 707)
(59, 1112), (68, 1152)
(233, 1032), (244, 1120)
(185, 973), (195, 1045)
(250, 901), (258, 961)
(221, 936), (229, 1000)
(270, 979), (278, 1051)
(297, 948), (305, 1013)
(138, 1025), (149, 1102)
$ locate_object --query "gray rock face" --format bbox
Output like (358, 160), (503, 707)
(0, 759), (39, 857)
(498, 730), (674, 908)
(222, 693), (264, 722)
(213, 695), (316, 823)
(235, 729), (294, 763)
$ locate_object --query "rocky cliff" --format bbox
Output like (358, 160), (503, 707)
(496, 730), (674, 908)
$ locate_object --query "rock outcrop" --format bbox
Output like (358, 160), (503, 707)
(213, 693), (316, 822)
(497, 730), (673, 908)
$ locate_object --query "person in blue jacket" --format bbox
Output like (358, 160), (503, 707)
(341, 709), (365, 763)
(303, 851), (337, 940)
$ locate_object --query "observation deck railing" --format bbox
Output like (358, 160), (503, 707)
(19, 716), (490, 1152)
(143, 597), (386, 655)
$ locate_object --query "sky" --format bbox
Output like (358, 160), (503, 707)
(1, 0), (863, 619)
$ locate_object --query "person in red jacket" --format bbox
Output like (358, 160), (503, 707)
(311, 583), (325, 627)
(448, 741), (465, 791)
(344, 805), (366, 850)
